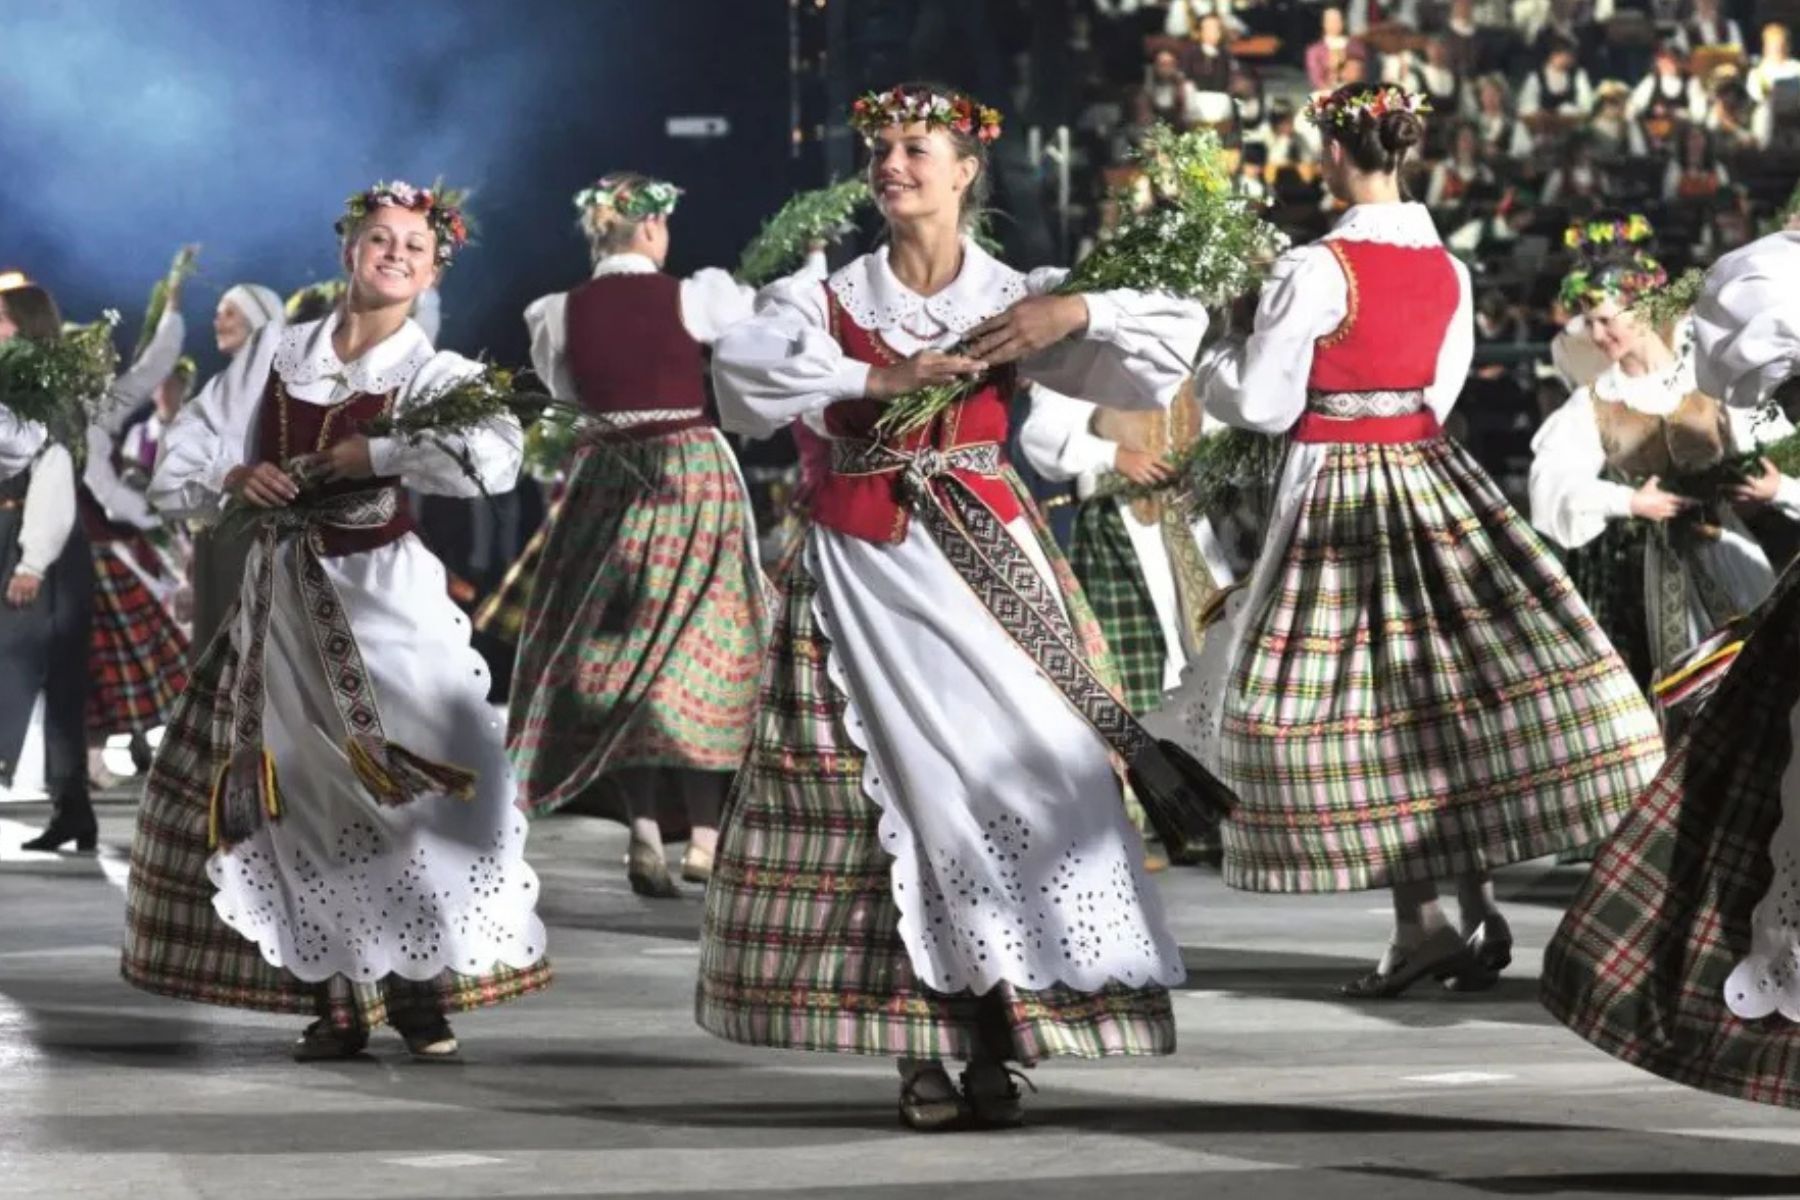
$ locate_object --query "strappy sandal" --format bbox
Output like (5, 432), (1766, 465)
(1340, 926), (1477, 1000)
(899, 1064), (971, 1132)
(960, 1062), (1037, 1130)
(395, 1015), (461, 1063)
(292, 1019), (369, 1062)
(1445, 919), (1515, 992)
(680, 844), (714, 885)
(628, 839), (681, 899)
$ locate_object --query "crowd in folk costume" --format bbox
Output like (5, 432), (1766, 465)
(10, 74), (1800, 1128)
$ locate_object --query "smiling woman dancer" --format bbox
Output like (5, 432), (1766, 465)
(122, 182), (548, 1062)
(697, 84), (1206, 1130)
(1159, 83), (1663, 998)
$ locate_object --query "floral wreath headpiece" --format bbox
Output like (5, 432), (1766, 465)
(1559, 252), (1668, 310)
(850, 85), (1003, 144)
(1303, 84), (1431, 130)
(334, 180), (469, 267)
(573, 176), (684, 221)
(1563, 213), (1654, 252)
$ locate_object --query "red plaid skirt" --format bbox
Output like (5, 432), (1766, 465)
(88, 544), (189, 735)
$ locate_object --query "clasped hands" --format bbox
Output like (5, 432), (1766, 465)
(866, 295), (1089, 399)
(223, 436), (374, 508)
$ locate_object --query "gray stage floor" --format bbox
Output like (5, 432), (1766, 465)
(3, 802), (1798, 1199)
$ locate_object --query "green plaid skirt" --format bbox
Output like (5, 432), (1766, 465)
(1541, 561), (1800, 1108)
(696, 483), (1172, 1064)
(1069, 499), (1166, 715)
(121, 610), (552, 1030)
(1220, 437), (1666, 892)
(509, 431), (768, 815)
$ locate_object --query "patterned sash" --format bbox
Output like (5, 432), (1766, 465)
(208, 487), (477, 851)
(834, 438), (1229, 849)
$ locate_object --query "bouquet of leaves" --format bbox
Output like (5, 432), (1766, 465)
(1629, 268), (1705, 331)
(522, 415), (581, 482)
(872, 124), (1287, 443)
(0, 312), (122, 465)
(1094, 426), (1284, 521)
(135, 245), (200, 360)
(736, 178), (872, 286)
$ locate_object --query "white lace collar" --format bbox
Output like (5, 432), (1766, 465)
(1324, 202), (1443, 248)
(273, 310), (434, 398)
(591, 253), (660, 279)
(828, 238), (1026, 338)
(1593, 319), (1697, 414)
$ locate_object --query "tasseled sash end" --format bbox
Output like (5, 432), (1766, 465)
(208, 746), (283, 851)
(345, 734), (478, 807)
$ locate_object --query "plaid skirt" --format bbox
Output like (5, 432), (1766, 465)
(1220, 437), (1665, 892)
(474, 500), (559, 651)
(88, 543), (189, 736)
(696, 481), (1172, 1064)
(509, 431), (767, 816)
(1069, 499), (1166, 715)
(121, 594), (552, 1030)
(1541, 561), (1800, 1108)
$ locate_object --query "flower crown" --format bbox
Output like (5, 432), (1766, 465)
(334, 181), (469, 266)
(1563, 213), (1654, 252)
(849, 86), (1003, 144)
(574, 176), (683, 221)
(1303, 84), (1431, 130)
(1559, 252), (1668, 310)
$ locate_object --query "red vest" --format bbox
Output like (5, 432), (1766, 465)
(1307, 240), (1458, 394)
(563, 272), (709, 438)
(256, 377), (415, 557)
(810, 289), (1021, 544)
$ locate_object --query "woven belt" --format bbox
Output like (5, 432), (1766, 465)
(861, 438), (1230, 852)
(601, 407), (706, 428)
(208, 487), (476, 851)
(1305, 388), (1426, 418)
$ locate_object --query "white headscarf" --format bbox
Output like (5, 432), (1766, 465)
(1694, 230), (1800, 411)
(219, 283), (285, 337)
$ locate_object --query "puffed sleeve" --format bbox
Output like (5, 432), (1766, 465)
(1196, 245), (1346, 435)
(1019, 267), (1209, 412)
(1527, 388), (1635, 549)
(14, 444), (76, 578)
(367, 351), (521, 498)
(679, 268), (759, 346)
(523, 292), (576, 404)
(1426, 256), (1476, 421)
(149, 324), (281, 521)
(101, 308), (186, 433)
(1018, 386), (1116, 482)
(712, 272), (871, 439)
(83, 424), (156, 530)
(0, 408), (47, 483)
(1694, 232), (1800, 411)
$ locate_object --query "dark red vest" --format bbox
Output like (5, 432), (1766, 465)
(256, 377), (415, 558)
(563, 272), (709, 438)
(809, 289), (1021, 544)
(1308, 240), (1459, 394)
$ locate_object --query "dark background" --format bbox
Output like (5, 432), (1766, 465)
(0, 0), (1057, 376)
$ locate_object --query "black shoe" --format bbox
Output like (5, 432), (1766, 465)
(22, 818), (98, 853)
(128, 735), (154, 775)
(23, 792), (99, 852)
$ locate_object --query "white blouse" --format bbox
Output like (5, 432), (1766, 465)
(1695, 230), (1800, 413)
(1532, 325), (1800, 549)
(521, 252), (823, 404)
(13, 444), (76, 578)
(1018, 386), (1119, 493)
(1197, 203), (1475, 434)
(0, 410), (46, 484)
(713, 238), (1207, 439)
(151, 311), (516, 521)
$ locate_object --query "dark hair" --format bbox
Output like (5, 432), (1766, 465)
(0, 285), (62, 341)
(869, 81), (993, 230)
(1317, 83), (1424, 174)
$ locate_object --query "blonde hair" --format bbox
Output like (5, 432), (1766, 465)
(580, 171), (657, 262)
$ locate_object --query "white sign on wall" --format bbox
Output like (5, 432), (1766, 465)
(666, 116), (731, 139)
